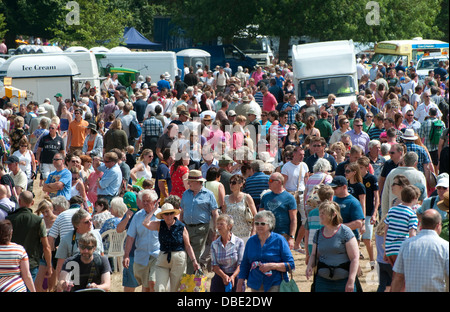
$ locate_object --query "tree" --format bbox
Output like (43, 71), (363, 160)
(169, 0), (258, 44)
(49, 0), (132, 48)
(0, 0), (63, 48)
(0, 13), (7, 39)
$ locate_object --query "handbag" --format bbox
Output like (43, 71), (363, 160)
(244, 195), (254, 224)
(280, 263), (299, 292)
(178, 270), (208, 292)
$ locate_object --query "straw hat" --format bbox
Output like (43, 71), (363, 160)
(187, 170), (206, 182)
(156, 203), (181, 219)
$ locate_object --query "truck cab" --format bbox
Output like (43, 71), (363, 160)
(292, 40), (357, 110)
(191, 45), (257, 73)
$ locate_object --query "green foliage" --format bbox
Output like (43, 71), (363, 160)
(0, 13), (7, 39)
(49, 0), (132, 48)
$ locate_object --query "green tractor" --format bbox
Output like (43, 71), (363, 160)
(101, 66), (140, 88)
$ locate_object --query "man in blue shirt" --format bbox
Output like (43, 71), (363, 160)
(330, 176), (365, 240)
(123, 189), (160, 292)
(97, 152), (123, 203)
(305, 137), (337, 174)
(260, 172), (297, 249)
(180, 170), (219, 274)
(243, 160), (270, 209)
(157, 74), (171, 91)
(43, 153), (72, 200)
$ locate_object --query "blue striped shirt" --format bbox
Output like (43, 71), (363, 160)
(243, 172), (270, 206)
(384, 204), (418, 257)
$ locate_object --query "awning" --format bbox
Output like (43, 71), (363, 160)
(1, 85), (27, 99)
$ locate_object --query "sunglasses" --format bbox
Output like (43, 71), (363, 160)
(79, 245), (95, 250)
(268, 179), (280, 183)
(230, 181), (240, 185)
(354, 124), (363, 127)
(345, 169), (353, 174)
(254, 222), (268, 226)
(53, 158), (63, 161)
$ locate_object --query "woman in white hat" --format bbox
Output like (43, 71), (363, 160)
(143, 203), (199, 292)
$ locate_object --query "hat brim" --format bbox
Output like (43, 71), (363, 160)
(437, 199), (449, 212)
(401, 135), (418, 140)
(156, 209), (181, 219)
(187, 177), (206, 182)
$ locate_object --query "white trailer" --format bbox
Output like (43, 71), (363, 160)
(0, 55), (80, 111)
(0, 51), (101, 100)
(292, 40), (357, 108)
(95, 51), (178, 81)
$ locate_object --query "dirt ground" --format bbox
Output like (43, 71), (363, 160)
(31, 180), (379, 293)
(107, 240), (380, 293)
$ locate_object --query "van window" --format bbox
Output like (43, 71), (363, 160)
(298, 76), (355, 100)
(224, 46), (243, 60)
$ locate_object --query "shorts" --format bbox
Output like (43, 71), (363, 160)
(362, 216), (374, 240)
(133, 256), (157, 287)
(40, 163), (56, 180)
(430, 150), (439, 166)
(122, 256), (140, 288)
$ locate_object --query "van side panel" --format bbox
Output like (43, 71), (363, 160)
(12, 77), (72, 111)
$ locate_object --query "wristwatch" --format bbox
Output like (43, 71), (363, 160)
(289, 235), (295, 239)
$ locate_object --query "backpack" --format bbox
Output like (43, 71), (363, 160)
(429, 119), (445, 146)
(129, 118), (142, 139)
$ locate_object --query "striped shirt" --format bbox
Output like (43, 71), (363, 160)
(384, 204), (418, 257)
(0, 243), (28, 292)
(367, 126), (384, 141)
(243, 172), (270, 206)
(305, 208), (322, 254)
(48, 206), (80, 241)
(210, 234), (245, 274)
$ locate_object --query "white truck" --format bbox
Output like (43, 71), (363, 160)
(95, 51), (178, 81)
(415, 54), (449, 83)
(292, 40), (357, 108)
(0, 54), (80, 111)
(0, 51), (101, 103)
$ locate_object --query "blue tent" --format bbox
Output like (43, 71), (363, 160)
(122, 27), (161, 49)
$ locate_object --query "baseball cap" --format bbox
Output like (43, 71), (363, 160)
(328, 176), (348, 188)
(5, 155), (20, 164)
(436, 178), (449, 189)
(54, 93), (63, 97)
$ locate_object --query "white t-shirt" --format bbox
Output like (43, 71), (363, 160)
(281, 161), (308, 192)
(414, 102), (442, 123)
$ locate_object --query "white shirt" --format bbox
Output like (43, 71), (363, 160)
(144, 102), (164, 119)
(414, 102), (442, 123)
(281, 161), (308, 192)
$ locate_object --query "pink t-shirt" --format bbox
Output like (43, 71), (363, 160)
(263, 92), (277, 112)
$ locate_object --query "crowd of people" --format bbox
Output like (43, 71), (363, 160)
(0, 56), (448, 293)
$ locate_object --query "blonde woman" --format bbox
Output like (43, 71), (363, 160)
(34, 198), (57, 292)
(306, 201), (359, 292)
(330, 142), (346, 164)
(130, 149), (153, 185)
(9, 115), (26, 153)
